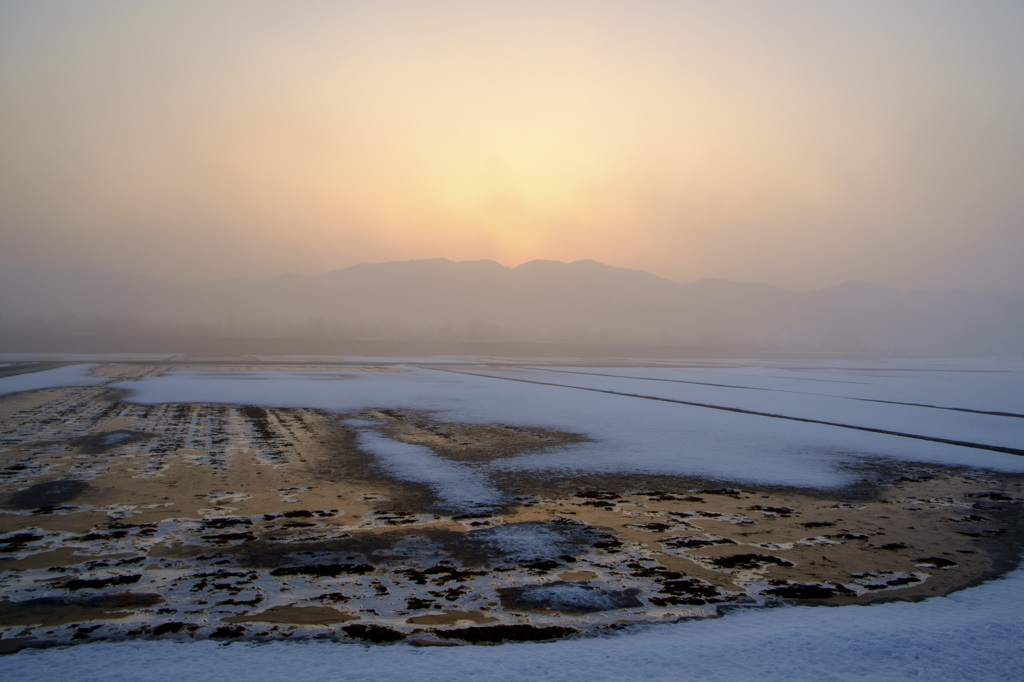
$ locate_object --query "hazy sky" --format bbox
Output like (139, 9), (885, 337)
(2, 1), (1023, 291)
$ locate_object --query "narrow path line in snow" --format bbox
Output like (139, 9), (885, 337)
(526, 366), (1024, 419)
(529, 365), (868, 388)
(425, 367), (1024, 457)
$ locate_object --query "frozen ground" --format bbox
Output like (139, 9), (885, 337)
(2, 563), (1022, 681)
(2, 356), (1023, 679)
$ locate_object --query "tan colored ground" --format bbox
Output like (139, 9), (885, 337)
(1, 363), (1022, 650)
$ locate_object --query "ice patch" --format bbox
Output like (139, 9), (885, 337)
(498, 582), (643, 612)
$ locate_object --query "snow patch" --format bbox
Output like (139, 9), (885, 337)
(0, 364), (105, 396)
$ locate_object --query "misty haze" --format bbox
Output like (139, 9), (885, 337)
(2, 258), (1023, 357)
(2, 2), (1024, 681)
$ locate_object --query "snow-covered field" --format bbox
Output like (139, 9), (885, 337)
(108, 359), (1024, 490)
(2, 356), (1023, 680)
(0, 364), (105, 396)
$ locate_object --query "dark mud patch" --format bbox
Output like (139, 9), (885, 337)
(181, 531), (407, 569)
(764, 581), (854, 600)
(0, 593), (162, 626)
(709, 554), (794, 570)
(223, 605), (356, 625)
(5, 479), (89, 510)
(574, 490), (620, 501)
(0, 637), (54, 655)
(210, 625), (246, 639)
(825, 533), (870, 541)
(649, 577), (726, 606)
(662, 536), (737, 550)
(0, 532), (46, 552)
(200, 531), (256, 545)
(63, 574), (142, 590)
(642, 491), (707, 503)
(968, 492), (1017, 502)
(270, 563), (374, 578)
(629, 522), (679, 532)
(202, 517), (254, 530)
(342, 623), (406, 643)
(75, 529), (131, 542)
(749, 505), (797, 516)
(152, 622), (189, 636)
(852, 572), (923, 590)
(436, 624), (578, 643)
(399, 564), (488, 586)
(240, 406), (276, 442)
(694, 488), (748, 499)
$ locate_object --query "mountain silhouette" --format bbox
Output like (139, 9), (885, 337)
(1, 259), (1021, 355)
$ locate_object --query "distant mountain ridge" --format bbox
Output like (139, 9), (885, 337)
(1, 259), (1022, 355)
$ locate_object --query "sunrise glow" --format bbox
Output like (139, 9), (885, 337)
(2, 1), (1023, 291)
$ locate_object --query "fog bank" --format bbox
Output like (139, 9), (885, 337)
(2, 259), (1021, 357)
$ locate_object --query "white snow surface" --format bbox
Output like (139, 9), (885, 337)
(504, 366), (1024, 450)
(351, 426), (502, 510)
(110, 362), (1024, 489)
(4, 564), (1023, 681)
(552, 358), (1024, 414)
(0, 363), (105, 396)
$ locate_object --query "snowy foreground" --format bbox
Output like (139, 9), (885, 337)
(1, 563), (1023, 682)
(1, 356), (1023, 680)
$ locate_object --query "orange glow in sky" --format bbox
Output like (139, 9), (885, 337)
(2, 1), (1024, 291)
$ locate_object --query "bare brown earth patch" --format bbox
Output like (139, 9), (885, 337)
(406, 609), (500, 626)
(1, 363), (1022, 651)
(371, 408), (588, 463)
(0, 593), (162, 627)
(222, 605), (356, 625)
